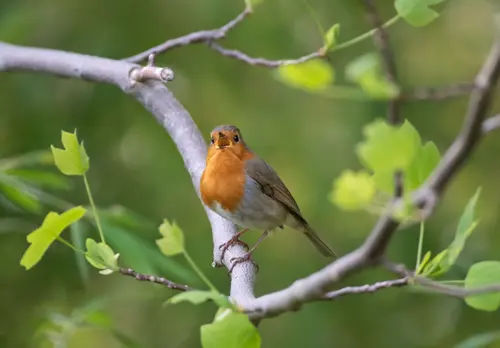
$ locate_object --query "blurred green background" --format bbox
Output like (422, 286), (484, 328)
(1, 0), (500, 347)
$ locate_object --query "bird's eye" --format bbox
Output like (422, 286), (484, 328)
(211, 137), (215, 144)
(233, 135), (239, 143)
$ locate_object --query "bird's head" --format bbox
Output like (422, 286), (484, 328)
(207, 125), (249, 160)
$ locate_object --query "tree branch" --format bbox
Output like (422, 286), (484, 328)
(119, 268), (192, 291)
(322, 277), (409, 300)
(362, 0), (400, 124)
(123, 7), (252, 63)
(0, 41), (257, 305)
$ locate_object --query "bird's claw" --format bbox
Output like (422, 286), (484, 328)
(219, 236), (249, 261)
(227, 253), (259, 274)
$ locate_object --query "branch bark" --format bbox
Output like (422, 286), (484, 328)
(0, 41), (256, 305)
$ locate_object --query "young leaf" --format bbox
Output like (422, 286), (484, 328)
(345, 53), (399, 99)
(322, 24), (340, 52)
(156, 219), (185, 256)
(330, 170), (376, 211)
(464, 261), (500, 311)
(416, 250), (431, 275)
(404, 141), (441, 191)
(201, 311), (261, 348)
(85, 238), (119, 274)
(20, 206), (87, 270)
(395, 0), (445, 27)
(277, 60), (334, 91)
(167, 290), (231, 308)
(245, 0), (263, 9)
(357, 119), (421, 174)
(440, 188), (481, 272)
(51, 129), (89, 176)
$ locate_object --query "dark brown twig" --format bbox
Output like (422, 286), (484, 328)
(362, 0), (400, 124)
(119, 268), (192, 291)
(123, 7), (252, 63)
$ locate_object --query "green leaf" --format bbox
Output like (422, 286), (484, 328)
(440, 188), (481, 272)
(416, 250), (431, 275)
(201, 311), (261, 348)
(6, 169), (71, 190)
(330, 170), (376, 211)
(357, 119), (421, 175)
(277, 60), (334, 91)
(422, 249), (447, 276)
(465, 261), (500, 311)
(0, 150), (54, 170)
(345, 53), (399, 99)
(455, 331), (500, 348)
(404, 141), (441, 191)
(168, 290), (231, 308)
(156, 219), (185, 256)
(395, 0), (445, 27)
(85, 238), (119, 274)
(0, 180), (41, 213)
(245, 0), (263, 9)
(322, 24), (340, 52)
(50, 129), (89, 176)
(20, 206), (87, 270)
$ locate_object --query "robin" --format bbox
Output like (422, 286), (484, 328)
(200, 125), (336, 272)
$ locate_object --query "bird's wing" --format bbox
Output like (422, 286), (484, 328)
(245, 156), (305, 221)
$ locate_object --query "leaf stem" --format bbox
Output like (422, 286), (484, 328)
(83, 174), (105, 244)
(303, 0), (325, 36)
(416, 221), (425, 271)
(332, 15), (400, 52)
(183, 251), (218, 293)
(57, 236), (85, 255)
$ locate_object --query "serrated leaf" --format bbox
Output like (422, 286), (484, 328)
(277, 60), (334, 91)
(323, 24), (340, 52)
(168, 290), (231, 308)
(395, 0), (445, 27)
(156, 219), (185, 256)
(85, 238), (118, 273)
(346, 53), (399, 99)
(465, 261), (500, 311)
(330, 170), (376, 211)
(51, 129), (89, 176)
(357, 119), (421, 175)
(201, 311), (261, 348)
(20, 206), (87, 270)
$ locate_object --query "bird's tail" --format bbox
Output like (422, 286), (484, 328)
(302, 223), (336, 258)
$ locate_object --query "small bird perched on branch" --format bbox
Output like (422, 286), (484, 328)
(200, 125), (336, 272)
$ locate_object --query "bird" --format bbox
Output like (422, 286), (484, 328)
(200, 125), (336, 272)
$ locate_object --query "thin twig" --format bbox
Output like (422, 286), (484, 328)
(402, 83), (475, 101)
(322, 278), (409, 300)
(123, 7), (252, 63)
(209, 43), (322, 67)
(119, 268), (192, 291)
(482, 114), (500, 133)
(362, 0), (400, 124)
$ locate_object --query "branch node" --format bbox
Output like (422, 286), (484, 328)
(129, 66), (174, 85)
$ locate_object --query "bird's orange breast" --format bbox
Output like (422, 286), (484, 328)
(200, 150), (252, 212)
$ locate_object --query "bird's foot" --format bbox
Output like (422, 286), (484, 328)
(219, 229), (250, 261)
(228, 253), (259, 274)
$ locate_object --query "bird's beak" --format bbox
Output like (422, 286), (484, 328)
(215, 133), (230, 149)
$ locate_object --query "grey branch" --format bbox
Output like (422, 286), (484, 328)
(209, 43), (323, 68)
(2, 32), (500, 321)
(123, 7), (252, 63)
(119, 268), (192, 291)
(362, 0), (400, 124)
(0, 41), (256, 306)
(322, 278), (409, 300)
